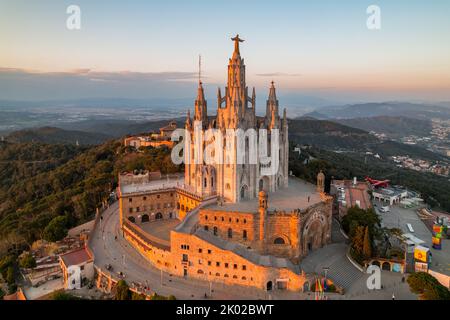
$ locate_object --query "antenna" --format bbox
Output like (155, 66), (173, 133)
(198, 54), (202, 84)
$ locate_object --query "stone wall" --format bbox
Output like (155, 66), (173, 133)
(121, 189), (177, 224)
(199, 209), (255, 245)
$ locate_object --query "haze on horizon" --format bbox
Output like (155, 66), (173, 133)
(1, 0), (450, 104)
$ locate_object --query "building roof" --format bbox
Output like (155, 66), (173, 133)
(120, 175), (184, 196)
(60, 247), (93, 267)
(207, 177), (323, 213)
(3, 288), (27, 300)
(332, 180), (371, 210)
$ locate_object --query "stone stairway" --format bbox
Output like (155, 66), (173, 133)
(326, 253), (363, 290)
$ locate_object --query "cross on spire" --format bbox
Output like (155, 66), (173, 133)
(231, 34), (244, 53)
(198, 54), (202, 85)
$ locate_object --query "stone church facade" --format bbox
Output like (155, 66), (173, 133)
(118, 35), (333, 292)
(184, 34), (289, 203)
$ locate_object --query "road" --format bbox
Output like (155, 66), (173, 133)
(90, 202), (311, 300)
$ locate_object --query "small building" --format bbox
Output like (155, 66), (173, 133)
(330, 178), (372, 219)
(123, 121), (178, 149)
(59, 246), (94, 290)
(372, 187), (408, 205)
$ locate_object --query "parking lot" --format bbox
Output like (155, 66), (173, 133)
(374, 200), (450, 276)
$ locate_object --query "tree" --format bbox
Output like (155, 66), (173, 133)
(363, 226), (372, 258)
(42, 216), (68, 242)
(407, 272), (450, 300)
(6, 266), (15, 285)
(114, 280), (131, 300)
(131, 292), (146, 300)
(19, 253), (36, 269)
(351, 226), (365, 255)
(51, 290), (81, 300)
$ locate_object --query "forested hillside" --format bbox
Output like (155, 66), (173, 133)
(0, 140), (181, 256)
(289, 146), (450, 212)
(6, 127), (113, 145)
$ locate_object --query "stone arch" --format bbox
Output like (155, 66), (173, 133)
(371, 261), (381, 268)
(303, 213), (326, 253)
(382, 262), (391, 271)
(141, 214), (149, 223)
(259, 176), (270, 192)
(266, 281), (273, 291)
(240, 184), (249, 200)
(155, 212), (163, 220)
(271, 234), (290, 245)
(277, 174), (284, 188)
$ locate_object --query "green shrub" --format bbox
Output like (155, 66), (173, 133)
(19, 253), (36, 269)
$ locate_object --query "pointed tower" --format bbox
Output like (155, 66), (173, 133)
(194, 55), (208, 127)
(317, 170), (325, 193)
(267, 81), (280, 129)
(217, 34), (255, 129)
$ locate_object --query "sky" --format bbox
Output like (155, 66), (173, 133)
(1, 0), (450, 104)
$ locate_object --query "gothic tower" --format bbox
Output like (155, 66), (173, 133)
(185, 35), (289, 203)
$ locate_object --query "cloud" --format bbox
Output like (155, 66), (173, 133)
(255, 72), (302, 77)
(0, 67), (199, 100)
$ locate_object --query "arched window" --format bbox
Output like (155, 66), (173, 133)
(226, 183), (231, 190)
(204, 178), (207, 188)
(274, 237), (285, 245)
(243, 230), (247, 240)
(211, 177), (214, 188)
(213, 226), (218, 236)
(197, 269), (204, 274)
(228, 228), (233, 239)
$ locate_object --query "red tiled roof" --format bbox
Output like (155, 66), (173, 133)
(3, 288), (27, 300)
(60, 247), (93, 267)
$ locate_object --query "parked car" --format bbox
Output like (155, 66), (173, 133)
(380, 206), (390, 213)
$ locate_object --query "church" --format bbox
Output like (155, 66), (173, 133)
(118, 35), (333, 292)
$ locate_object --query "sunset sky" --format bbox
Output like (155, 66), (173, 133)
(1, 0), (450, 103)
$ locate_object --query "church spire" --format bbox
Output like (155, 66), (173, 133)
(267, 81), (280, 128)
(268, 80), (277, 102)
(194, 55), (207, 125)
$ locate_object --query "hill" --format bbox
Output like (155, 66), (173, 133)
(306, 102), (450, 120)
(333, 116), (433, 139)
(288, 119), (448, 162)
(6, 127), (113, 145)
(61, 119), (185, 138)
(0, 140), (181, 256)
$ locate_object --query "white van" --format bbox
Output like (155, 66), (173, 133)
(380, 206), (390, 213)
